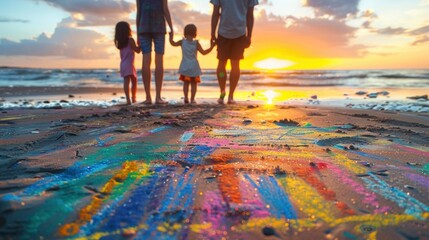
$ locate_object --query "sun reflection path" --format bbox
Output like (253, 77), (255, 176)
(263, 90), (278, 105)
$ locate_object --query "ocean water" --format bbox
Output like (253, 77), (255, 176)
(1, 67), (429, 89)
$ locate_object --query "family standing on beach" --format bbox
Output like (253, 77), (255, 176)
(114, 0), (258, 105)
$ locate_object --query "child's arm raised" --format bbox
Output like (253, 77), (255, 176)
(197, 41), (215, 55)
(169, 33), (182, 47)
(130, 38), (141, 53)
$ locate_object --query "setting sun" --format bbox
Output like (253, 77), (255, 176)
(254, 58), (295, 70)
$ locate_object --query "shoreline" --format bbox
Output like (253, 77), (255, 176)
(1, 86), (428, 113)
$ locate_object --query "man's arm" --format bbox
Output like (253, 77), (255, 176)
(169, 33), (181, 47)
(211, 5), (220, 44)
(246, 6), (255, 48)
(136, 0), (140, 33)
(163, 0), (174, 34)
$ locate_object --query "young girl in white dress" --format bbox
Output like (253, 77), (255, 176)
(169, 24), (215, 104)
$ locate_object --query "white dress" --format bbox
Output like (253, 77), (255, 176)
(178, 39), (202, 77)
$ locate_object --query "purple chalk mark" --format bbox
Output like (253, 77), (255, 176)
(323, 161), (390, 213)
(406, 173), (429, 189)
(201, 190), (229, 238)
(239, 178), (271, 218)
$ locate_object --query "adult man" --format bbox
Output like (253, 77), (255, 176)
(210, 0), (258, 104)
(136, 0), (173, 104)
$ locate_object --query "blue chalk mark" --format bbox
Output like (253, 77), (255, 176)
(244, 175), (297, 219)
(96, 136), (115, 147)
(135, 172), (196, 239)
(362, 174), (429, 219)
(6, 160), (113, 199)
(98, 173), (162, 233)
(333, 145), (389, 161)
(351, 150), (389, 161)
(150, 126), (171, 134)
(180, 132), (194, 142)
(176, 145), (217, 165)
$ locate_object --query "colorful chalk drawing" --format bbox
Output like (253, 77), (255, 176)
(0, 107), (428, 239)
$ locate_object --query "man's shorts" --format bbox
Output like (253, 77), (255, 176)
(139, 33), (165, 54)
(216, 35), (246, 60)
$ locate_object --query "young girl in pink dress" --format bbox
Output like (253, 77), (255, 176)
(115, 21), (141, 105)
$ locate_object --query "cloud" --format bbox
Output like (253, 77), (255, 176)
(252, 11), (365, 58)
(412, 35), (429, 46)
(375, 27), (407, 35)
(167, 1), (214, 38)
(0, 17), (29, 23)
(165, 2), (366, 58)
(0, 24), (111, 59)
(35, 0), (135, 26)
(409, 25), (429, 35)
(303, 0), (360, 19)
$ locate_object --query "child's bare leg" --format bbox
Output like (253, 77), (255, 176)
(142, 53), (152, 104)
(123, 76), (131, 105)
(183, 81), (190, 104)
(154, 53), (166, 104)
(190, 80), (197, 104)
(131, 76), (137, 103)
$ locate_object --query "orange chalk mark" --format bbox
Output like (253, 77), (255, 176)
(211, 153), (242, 204)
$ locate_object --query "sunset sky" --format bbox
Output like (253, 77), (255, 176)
(0, 0), (429, 70)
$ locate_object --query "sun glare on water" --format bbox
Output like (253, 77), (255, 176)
(254, 58), (295, 70)
(263, 90), (279, 105)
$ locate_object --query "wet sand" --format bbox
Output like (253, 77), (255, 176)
(0, 102), (428, 239)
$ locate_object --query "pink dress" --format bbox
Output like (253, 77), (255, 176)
(120, 39), (137, 78)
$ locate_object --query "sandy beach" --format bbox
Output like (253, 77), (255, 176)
(0, 95), (428, 239)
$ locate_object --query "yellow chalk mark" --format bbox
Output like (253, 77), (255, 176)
(74, 224), (147, 240)
(236, 213), (428, 236)
(59, 161), (150, 237)
(280, 177), (335, 223)
(0, 115), (35, 121)
(368, 231), (377, 240)
(332, 213), (419, 227)
(328, 152), (367, 174)
(189, 223), (212, 233)
(157, 222), (182, 235)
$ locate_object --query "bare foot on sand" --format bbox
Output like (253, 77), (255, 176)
(218, 92), (226, 104)
(227, 99), (236, 104)
(142, 99), (152, 105)
(155, 99), (168, 105)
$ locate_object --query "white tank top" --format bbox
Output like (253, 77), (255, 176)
(178, 39), (202, 77)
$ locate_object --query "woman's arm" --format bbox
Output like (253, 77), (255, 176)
(130, 38), (141, 53)
(197, 41), (215, 55)
(163, 0), (173, 34)
(169, 33), (182, 47)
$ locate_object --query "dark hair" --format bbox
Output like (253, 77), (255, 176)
(115, 21), (131, 49)
(184, 24), (197, 37)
